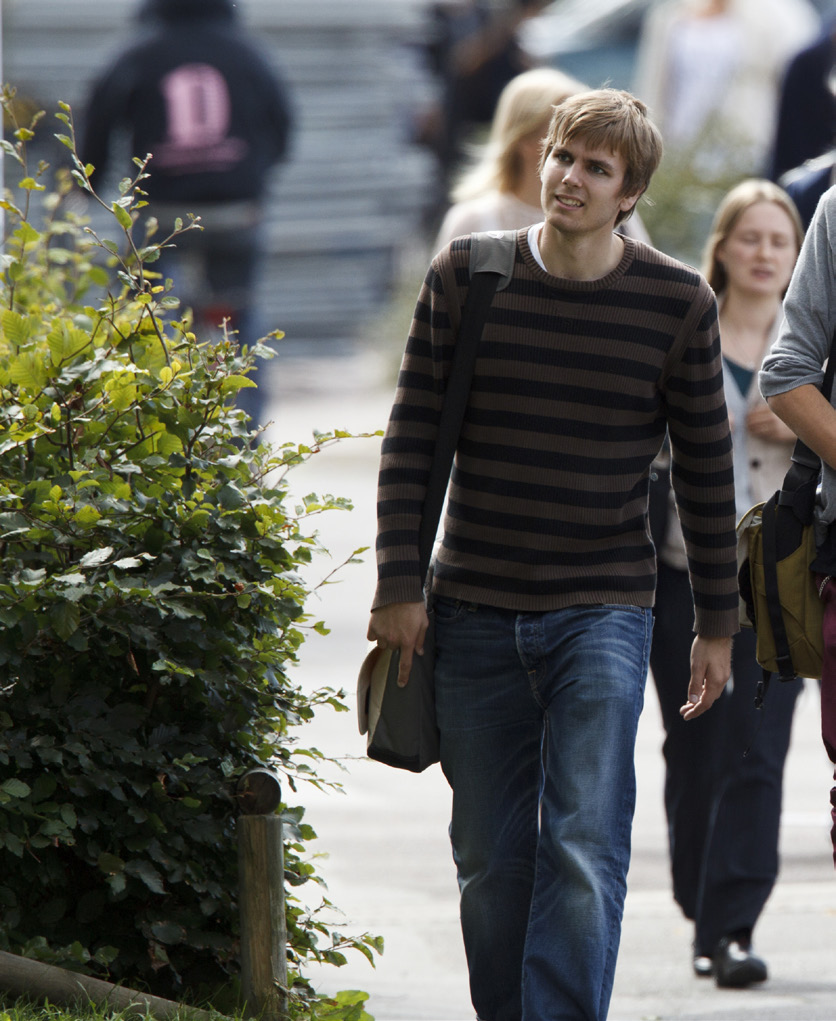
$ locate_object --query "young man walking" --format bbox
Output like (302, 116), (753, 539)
(368, 89), (738, 1021)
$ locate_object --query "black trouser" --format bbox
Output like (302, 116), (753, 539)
(651, 560), (802, 955)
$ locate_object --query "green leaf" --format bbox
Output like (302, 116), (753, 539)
(126, 860), (165, 894)
(98, 852), (125, 875)
(60, 804), (77, 828)
(1, 310), (31, 346)
(73, 505), (101, 528)
(4, 834), (24, 858)
(218, 483), (245, 510)
(106, 873), (127, 895)
(0, 779), (31, 800)
(149, 921), (185, 945)
(220, 374), (256, 395)
(49, 601), (80, 640)
(9, 351), (48, 390)
(157, 431), (183, 456)
(54, 572), (87, 587)
(16, 221), (40, 245)
(111, 202), (133, 230)
(30, 775), (57, 803)
(79, 547), (113, 568)
(113, 557), (143, 569)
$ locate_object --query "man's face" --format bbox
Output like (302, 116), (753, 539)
(539, 135), (640, 237)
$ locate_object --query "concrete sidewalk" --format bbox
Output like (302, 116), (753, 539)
(261, 339), (836, 1021)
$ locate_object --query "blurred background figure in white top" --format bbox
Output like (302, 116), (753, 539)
(633, 0), (819, 178)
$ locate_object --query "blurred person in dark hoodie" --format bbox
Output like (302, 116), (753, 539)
(80, 0), (293, 425)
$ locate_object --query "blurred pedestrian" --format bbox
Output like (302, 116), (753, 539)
(633, 0), (819, 178)
(79, 0), (293, 426)
(418, 0), (548, 222)
(368, 88), (738, 1021)
(650, 179), (805, 987)
(769, 13), (836, 182)
(780, 148), (836, 229)
(761, 183), (836, 866)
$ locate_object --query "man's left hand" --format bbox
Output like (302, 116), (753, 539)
(679, 634), (732, 720)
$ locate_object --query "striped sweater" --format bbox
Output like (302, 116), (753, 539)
(373, 229), (739, 637)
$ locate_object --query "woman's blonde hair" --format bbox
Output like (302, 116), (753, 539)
(451, 66), (586, 203)
(701, 179), (804, 294)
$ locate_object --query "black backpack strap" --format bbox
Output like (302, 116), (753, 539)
(417, 236), (512, 575)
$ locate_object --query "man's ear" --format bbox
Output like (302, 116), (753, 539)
(619, 189), (643, 217)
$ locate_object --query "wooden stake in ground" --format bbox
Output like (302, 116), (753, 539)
(236, 768), (288, 1021)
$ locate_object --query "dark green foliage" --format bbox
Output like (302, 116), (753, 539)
(0, 90), (381, 1010)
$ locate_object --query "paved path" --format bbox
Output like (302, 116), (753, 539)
(260, 339), (836, 1021)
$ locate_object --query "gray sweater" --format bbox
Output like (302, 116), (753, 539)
(759, 184), (836, 529)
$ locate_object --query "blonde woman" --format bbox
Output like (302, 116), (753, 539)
(650, 180), (804, 988)
(433, 66), (586, 250)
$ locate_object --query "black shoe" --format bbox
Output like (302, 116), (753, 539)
(693, 950), (713, 978)
(712, 935), (768, 988)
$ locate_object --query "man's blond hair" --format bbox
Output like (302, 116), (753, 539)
(538, 89), (663, 225)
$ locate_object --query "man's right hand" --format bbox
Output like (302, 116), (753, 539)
(367, 602), (429, 687)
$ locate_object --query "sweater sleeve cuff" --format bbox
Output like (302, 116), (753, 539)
(372, 576), (426, 611)
(692, 607), (740, 638)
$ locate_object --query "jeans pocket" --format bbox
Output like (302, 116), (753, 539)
(598, 603), (646, 616)
(432, 596), (467, 622)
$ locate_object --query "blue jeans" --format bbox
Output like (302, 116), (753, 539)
(433, 599), (652, 1021)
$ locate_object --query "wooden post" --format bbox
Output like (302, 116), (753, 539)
(237, 769), (287, 1021)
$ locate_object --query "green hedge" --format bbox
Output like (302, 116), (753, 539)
(0, 91), (379, 1016)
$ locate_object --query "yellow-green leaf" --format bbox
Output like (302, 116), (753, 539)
(156, 432), (183, 456)
(2, 310), (31, 346)
(9, 352), (48, 390)
(107, 382), (137, 411)
(73, 505), (101, 528)
(47, 321), (90, 366)
(17, 221), (40, 245)
(18, 177), (45, 192)
(112, 202), (133, 230)
(220, 374), (256, 395)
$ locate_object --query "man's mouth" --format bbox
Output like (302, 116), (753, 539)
(558, 195), (583, 208)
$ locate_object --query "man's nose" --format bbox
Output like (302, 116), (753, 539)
(562, 161), (580, 185)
